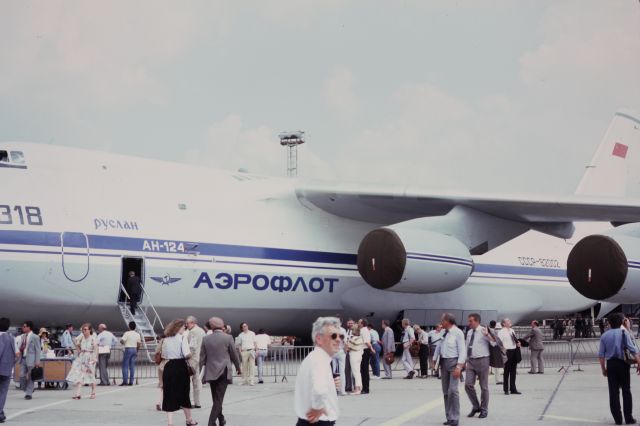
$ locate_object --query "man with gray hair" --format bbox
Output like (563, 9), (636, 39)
(294, 317), (341, 425)
(186, 315), (206, 408)
(433, 313), (466, 426)
(201, 317), (241, 426)
(96, 323), (118, 386)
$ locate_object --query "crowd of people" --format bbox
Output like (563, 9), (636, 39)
(1, 311), (640, 425)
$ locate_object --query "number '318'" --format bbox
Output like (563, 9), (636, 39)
(0, 205), (43, 226)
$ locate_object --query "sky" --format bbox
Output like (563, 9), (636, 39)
(1, 0), (639, 194)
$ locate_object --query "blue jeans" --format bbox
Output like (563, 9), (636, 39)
(122, 348), (137, 384)
(370, 343), (382, 377)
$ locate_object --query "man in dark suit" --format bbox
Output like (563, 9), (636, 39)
(0, 317), (17, 422)
(200, 317), (241, 426)
(126, 271), (142, 315)
(17, 321), (40, 400)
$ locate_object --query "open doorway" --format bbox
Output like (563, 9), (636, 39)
(119, 257), (145, 303)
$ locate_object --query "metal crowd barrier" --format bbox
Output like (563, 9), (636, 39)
(96, 339), (603, 384)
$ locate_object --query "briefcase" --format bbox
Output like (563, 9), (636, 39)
(31, 366), (44, 381)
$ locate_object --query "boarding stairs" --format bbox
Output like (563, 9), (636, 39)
(118, 284), (165, 362)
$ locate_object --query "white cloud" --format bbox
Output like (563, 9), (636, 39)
(185, 115), (333, 178)
(323, 65), (358, 120)
(0, 1), (228, 109)
(519, 1), (640, 113)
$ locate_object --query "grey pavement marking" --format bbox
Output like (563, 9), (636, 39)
(538, 365), (570, 421)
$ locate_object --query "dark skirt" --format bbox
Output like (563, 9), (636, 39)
(162, 359), (192, 412)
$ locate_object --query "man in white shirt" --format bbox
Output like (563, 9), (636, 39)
(96, 323), (118, 386)
(433, 313), (466, 426)
(381, 320), (395, 379)
(368, 324), (382, 379)
(428, 324), (444, 376)
(357, 319), (373, 394)
(464, 313), (496, 419)
(237, 322), (257, 385)
(332, 323), (348, 396)
(401, 319), (416, 379)
(119, 321), (141, 386)
(343, 319), (355, 393)
(254, 329), (271, 384)
(294, 317), (341, 425)
(186, 316), (206, 407)
(497, 318), (521, 395)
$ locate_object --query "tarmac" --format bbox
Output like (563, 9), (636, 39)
(2, 364), (631, 425)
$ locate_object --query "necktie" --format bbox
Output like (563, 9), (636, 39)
(467, 329), (475, 358)
(20, 334), (27, 354)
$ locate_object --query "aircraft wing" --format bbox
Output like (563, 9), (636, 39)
(296, 182), (640, 225)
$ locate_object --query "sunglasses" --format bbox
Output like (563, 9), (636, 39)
(328, 333), (340, 340)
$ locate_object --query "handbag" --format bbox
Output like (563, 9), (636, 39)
(180, 336), (196, 376)
(409, 341), (420, 357)
(154, 339), (164, 366)
(514, 347), (523, 364)
(384, 352), (395, 365)
(30, 366), (44, 381)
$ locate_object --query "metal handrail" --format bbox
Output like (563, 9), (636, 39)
(140, 284), (165, 331)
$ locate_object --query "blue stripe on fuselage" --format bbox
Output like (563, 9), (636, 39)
(0, 229), (569, 280)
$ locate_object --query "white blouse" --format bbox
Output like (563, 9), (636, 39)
(162, 334), (190, 360)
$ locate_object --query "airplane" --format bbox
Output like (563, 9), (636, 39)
(1, 109), (640, 337)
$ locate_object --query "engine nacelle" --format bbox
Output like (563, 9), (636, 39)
(356, 227), (473, 293)
(567, 231), (640, 303)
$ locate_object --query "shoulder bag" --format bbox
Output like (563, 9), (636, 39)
(622, 330), (638, 366)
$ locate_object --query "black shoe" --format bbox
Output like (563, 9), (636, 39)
(193, 405), (201, 409)
(119, 383), (128, 386)
(528, 371), (536, 374)
(504, 391), (509, 395)
(25, 395), (32, 400)
(467, 409), (481, 418)
(0, 416), (5, 423)
(511, 391), (522, 395)
(626, 419), (637, 425)
(259, 380), (264, 384)
(449, 422), (459, 426)
(127, 383), (133, 386)
(361, 390), (369, 394)
(537, 372), (544, 374)
(496, 381), (503, 385)
(616, 421), (623, 425)
(443, 422), (451, 425)
(479, 412), (488, 419)
(403, 375), (413, 380)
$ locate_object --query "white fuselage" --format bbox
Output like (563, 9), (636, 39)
(0, 143), (598, 334)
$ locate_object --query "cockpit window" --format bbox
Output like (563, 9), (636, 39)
(10, 151), (25, 164)
(0, 151), (8, 163)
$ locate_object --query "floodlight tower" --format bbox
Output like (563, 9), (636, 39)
(279, 130), (305, 177)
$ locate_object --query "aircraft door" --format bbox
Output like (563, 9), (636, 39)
(60, 232), (90, 282)
(120, 257), (145, 303)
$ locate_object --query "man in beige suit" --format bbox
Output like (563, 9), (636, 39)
(200, 317), (241, 426)
(187, 316), (206, 408)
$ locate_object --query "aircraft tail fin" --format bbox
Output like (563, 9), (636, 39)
(575, 110), (640, 197)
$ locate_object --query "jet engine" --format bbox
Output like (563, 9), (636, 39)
(356, 227), (473, 293)
(567, 228), (640, 303)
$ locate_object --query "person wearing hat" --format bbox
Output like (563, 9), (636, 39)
(38, 329), (50, 353)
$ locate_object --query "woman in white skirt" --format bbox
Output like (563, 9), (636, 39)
(66, 323), (98, 400)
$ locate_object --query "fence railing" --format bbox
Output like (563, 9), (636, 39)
(92, 339), (601, 384)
